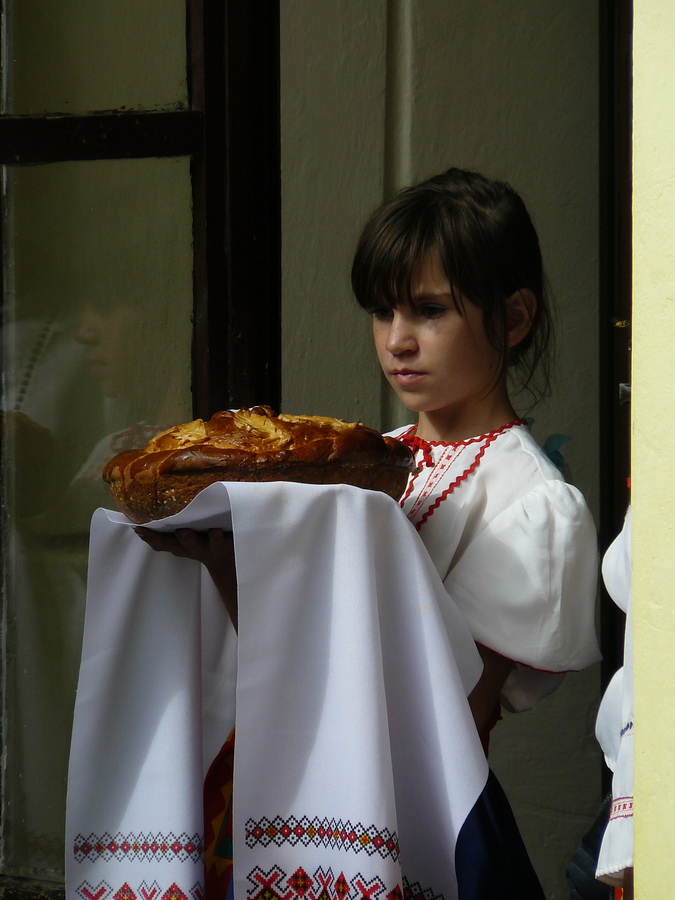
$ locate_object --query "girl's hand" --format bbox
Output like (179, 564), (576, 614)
(135, 527), (238, 631)
(468, 644), (514, 739)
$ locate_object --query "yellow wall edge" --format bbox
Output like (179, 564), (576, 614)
(632, 1), (675, 895)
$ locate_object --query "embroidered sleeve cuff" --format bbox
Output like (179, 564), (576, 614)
(595, 796), (633, 885)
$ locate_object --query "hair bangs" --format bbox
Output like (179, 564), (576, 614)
(352, 194), (445, 311)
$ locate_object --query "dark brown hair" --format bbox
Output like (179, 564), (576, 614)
(351, 167), (553, 405)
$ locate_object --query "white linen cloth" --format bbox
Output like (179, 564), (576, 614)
(388, 422), (601, 712)
(595, 507), (633, 885)
(66, 481), (488, 900)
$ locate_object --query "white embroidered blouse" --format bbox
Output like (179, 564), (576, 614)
(389, 420), (601, 711)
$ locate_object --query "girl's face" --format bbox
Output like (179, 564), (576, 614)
(370, 253), (515, 441)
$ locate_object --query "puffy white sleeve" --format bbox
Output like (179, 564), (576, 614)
(442, 480), (601, 711)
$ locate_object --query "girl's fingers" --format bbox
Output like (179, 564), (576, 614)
(135, 526), (198, 558)
(206, 528), (234, 555)
(135, 526), (231, 564)
(174, 528), (207, 553)
(135, 526), (171, 550)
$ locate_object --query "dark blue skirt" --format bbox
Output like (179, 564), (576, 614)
(454, 769), (545, 899)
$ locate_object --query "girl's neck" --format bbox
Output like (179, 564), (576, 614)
(414, 395), (520, 444)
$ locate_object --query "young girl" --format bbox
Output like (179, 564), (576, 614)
(350, 167), (601, 750)
(135, 167), (600, 896)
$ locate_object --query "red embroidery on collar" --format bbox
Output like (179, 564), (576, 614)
(398, 420), (526, 530)
(401, 435), (435, 468)
(398, 419), (526, 450)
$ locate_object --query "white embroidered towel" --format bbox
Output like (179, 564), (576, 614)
(66, 482), (487, 900)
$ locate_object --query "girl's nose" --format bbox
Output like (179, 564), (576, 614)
(385, 310), (417, 355)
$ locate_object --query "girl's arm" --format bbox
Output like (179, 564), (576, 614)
(468, 644), (513, 734)
(135, 527), (238, 630)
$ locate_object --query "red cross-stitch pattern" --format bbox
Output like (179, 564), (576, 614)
(73, 833), (203, 865)
(139, 882), (161, 900)
(244, 867), (444, 900)
(161, 884), (188, 900)
(75, 882), (202, 900)
(76, 880), (113, 900)
(245, 816), (400, 862)
(114, 884), (136, 900)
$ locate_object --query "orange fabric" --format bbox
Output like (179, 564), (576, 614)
(204, 728), (236, 900)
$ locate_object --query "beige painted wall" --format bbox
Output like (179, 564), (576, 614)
(281, 2), (601, 896)
(280, 1), (387, 426)
(631, 2), (675, 895)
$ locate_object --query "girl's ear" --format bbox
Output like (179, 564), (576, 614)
(506, 289), (536, 348)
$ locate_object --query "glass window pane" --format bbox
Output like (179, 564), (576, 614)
(2, 0), (188, 115)
(1, 157), (193, 881)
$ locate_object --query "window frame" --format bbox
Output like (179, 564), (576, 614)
(0, 1), (280, 893)
(0, 0), (281, 417)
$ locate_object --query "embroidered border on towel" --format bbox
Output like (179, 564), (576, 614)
(402, 880), (444, 900)
(245, 866), (445, 900)
(73, 833), (204, 864)
(245, 815), (400, 861)
(74, 879), (203, 900)
(609, 796), (634, 821)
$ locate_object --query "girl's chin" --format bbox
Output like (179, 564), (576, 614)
(389, 390), (431, 414)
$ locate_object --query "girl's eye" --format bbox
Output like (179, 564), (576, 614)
(417, 304), (446, 319)
(368, 306), (394, 321)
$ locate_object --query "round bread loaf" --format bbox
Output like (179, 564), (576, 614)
(103, 406), (414, 523)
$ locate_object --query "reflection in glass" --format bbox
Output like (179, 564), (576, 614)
(2, 0), (187, 116)
(1, 157), (193, 880)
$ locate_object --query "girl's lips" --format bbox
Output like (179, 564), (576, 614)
(391, 370), (426, 385)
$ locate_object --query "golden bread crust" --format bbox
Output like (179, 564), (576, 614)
(103, 406), (414, 523)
